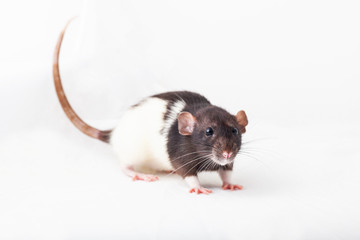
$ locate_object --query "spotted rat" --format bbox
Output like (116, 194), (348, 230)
(53, 20), (248, 194)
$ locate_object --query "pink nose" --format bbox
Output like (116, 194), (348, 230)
(222, 151), (233, 159)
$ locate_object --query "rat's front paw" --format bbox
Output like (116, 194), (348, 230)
(222, 184), (243, 191)
(189, 187), (213, 195)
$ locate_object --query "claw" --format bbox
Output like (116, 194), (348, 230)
(222, 184), (243, 191)
(189, 187), (213, 195)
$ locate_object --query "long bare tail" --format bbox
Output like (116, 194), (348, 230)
(53, 18), (112, 143)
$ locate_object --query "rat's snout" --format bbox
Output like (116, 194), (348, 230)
(212, 150), (234, 166)
(222, 151), (233, 159)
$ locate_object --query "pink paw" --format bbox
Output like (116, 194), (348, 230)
(189, 187), (213, 195)
(222, 184), (243, 191)
(132, 174), (159, 182)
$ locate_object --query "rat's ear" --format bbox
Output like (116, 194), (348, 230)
(235, 110), (248, 133)
(178, 112), (196, 136)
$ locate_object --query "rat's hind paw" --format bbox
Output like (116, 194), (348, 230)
(189, 187), (213, 195)
(222, 184), (243, 191)
(132, 174), (159, 182)
(122, 166), (159, 182)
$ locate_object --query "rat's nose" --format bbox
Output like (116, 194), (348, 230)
(222, 151), (233, 159)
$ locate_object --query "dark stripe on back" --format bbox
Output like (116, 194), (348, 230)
(152, 91), (211, 121)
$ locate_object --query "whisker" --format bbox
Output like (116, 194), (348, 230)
(196, 160), (207, 173)
(241, 137), (273, 145)
(166, 154), (213, 176)
(204, 160), (215, 172)
(211, 161), (218, 171)
(198, 159), (212, 173)
(238, 151), (270, 168)
(182, 158), (211, 177)
(241, 147), (279, 154)
(240, 148), (282, 161)
(169, 150), (213, 162)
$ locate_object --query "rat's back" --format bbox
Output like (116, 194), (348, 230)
(110, 91), (211, 172)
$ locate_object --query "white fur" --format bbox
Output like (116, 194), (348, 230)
(218, 169), (232, 184)
(185, 176), (201, 188)
(110, 97), (185, 172)
(162, 99), (186, 137)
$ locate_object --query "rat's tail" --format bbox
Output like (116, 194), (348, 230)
(53, 18), (112, 143)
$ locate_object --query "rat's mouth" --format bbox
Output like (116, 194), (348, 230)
(212, 157), (233, 166)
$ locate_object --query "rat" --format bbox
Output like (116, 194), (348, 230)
(53, 20), (248, 194)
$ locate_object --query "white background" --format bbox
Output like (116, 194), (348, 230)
(1, 0), (359, 239)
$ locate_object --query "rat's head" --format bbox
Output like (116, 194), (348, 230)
(177, 107), (248, 166)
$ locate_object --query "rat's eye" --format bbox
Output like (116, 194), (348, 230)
(205, 127), (214, 136)
(232, 127), (239, 135)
